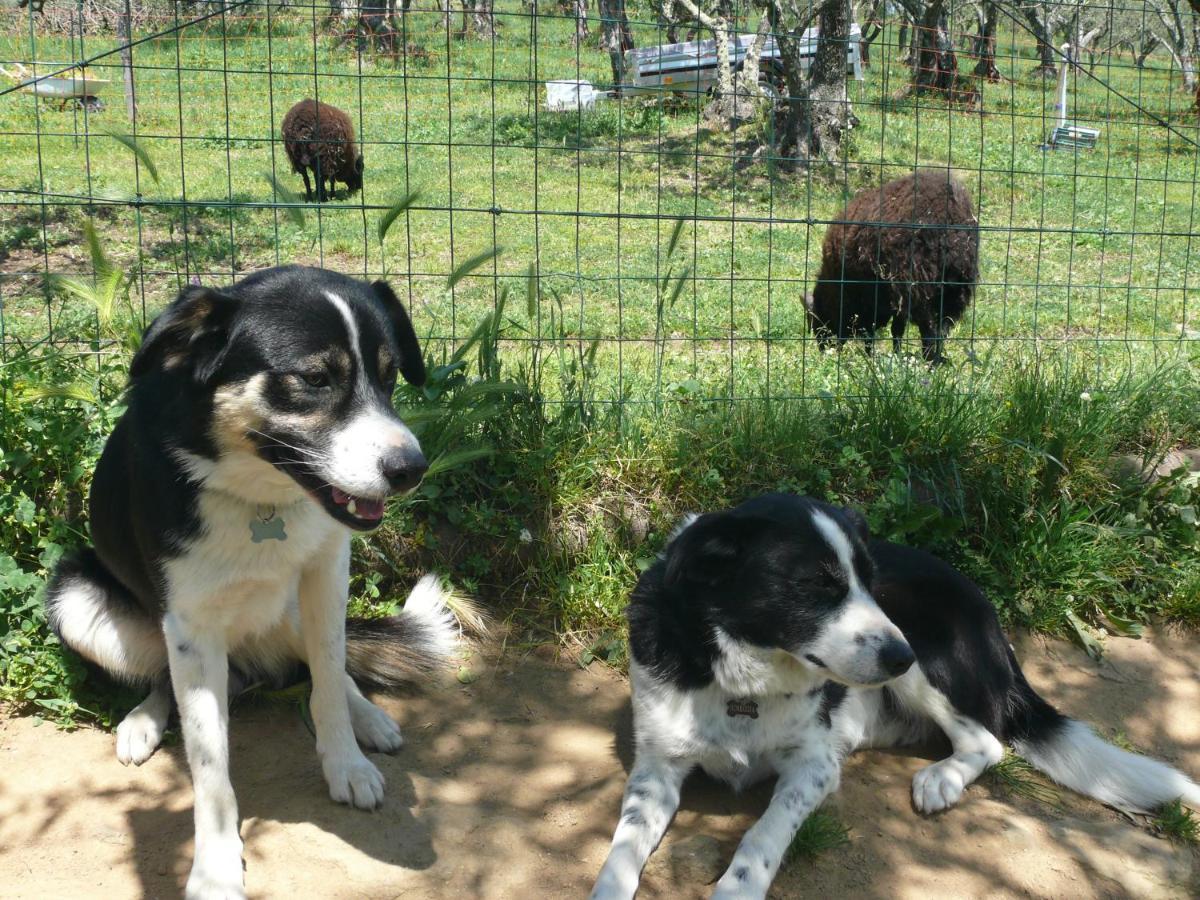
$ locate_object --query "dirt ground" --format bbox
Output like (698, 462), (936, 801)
(2, 628), (1199, 900)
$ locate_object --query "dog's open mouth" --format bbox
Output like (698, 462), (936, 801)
(312, 485), (388, 530)
(330, 486), (386, 521)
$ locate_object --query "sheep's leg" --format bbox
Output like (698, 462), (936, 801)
(891, 313), (908, 354)
(314, 158), (327, 202)
(300, 167), (313, 202)
(918, 318), (948, 366)
(891, 284), (910, 354)
(909, 299), (945, 366)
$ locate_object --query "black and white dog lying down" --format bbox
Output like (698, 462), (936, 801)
(45, 266), (469, 899)
(592, 493), (1200, 900)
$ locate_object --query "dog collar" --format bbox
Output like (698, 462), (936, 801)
(726, 698), (759, 719)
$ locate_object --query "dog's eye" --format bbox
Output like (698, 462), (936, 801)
(300, 371), (330, 389)
(815, 568), (847, 592)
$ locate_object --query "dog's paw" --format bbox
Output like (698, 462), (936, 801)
(912, 758), (968, 813)
(712, 863), (769, 900)
(323, 752), (386, 810)
(185, 843), (245, 900)
(350, 697), (404, 753)
(116, 705), (166, 766)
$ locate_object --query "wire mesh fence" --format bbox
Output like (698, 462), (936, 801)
(2, 0), (1198, 408)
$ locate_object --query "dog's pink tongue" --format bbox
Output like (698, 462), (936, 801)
(356, 497), (386, 520)
(331, 487), (351, 505)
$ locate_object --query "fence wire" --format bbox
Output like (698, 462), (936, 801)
(1, 0), (1198, 407)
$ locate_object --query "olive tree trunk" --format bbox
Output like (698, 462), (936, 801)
(775, 0), (852, 165)
(914, 0), (957, 93)
(972, 0), (1001, 81)
(598, 0), (635, 88)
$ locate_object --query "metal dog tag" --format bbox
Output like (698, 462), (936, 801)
(250, 510), (287, 543)
(726, 698), (759, 719)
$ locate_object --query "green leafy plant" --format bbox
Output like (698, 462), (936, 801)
(1153, 799), (1200, 844)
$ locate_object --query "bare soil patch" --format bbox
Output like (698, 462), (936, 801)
(2, 629), (1198, 899)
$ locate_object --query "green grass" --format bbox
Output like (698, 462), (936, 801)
(1153, 799), (1200, 844)
(784, 807), (851, 864)
(983, 753), (1062, 807)
(2, 6), (1200, 721)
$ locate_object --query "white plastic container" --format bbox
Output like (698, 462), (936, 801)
(545, 80), (598, 112)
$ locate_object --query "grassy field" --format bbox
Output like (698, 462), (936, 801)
(1, 3), (1199, 721)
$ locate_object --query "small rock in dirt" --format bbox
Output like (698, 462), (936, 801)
(1111, 449), (1200, 483)
(646, 833), (724, 885)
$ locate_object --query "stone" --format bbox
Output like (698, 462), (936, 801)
(646, 833), (725, 886)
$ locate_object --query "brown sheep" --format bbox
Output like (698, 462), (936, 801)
(806, 170), (980, 364)
(281, 99), (364, 202)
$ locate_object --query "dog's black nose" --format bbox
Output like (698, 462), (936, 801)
(878, 638), (916, 678)
(379, 447), (428, 493)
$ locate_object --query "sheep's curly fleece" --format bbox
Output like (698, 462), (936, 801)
(281, 99), (362, 202)
(808, 170), (980, 363)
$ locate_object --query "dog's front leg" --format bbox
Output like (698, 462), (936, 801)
(590, 755), (691, 900)
(163, 612), (245, 900)
(710, 748), (841, 900)
(299, 536), (386, 809)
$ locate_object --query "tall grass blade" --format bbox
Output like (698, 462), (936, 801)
(263, 173), (306, 227)
(525, 262), (538, 319)
(665, 217), (686, 259)
(105, 131), (160, 185)
(447, 246), (502, 289)
(425, 446), (496, 478)
(377, 190), (423, 245)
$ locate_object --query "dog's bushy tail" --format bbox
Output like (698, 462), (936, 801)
(1005, 647), (1200, 814)
(345, 574), (485, 688)
(44, 548), (168, 683)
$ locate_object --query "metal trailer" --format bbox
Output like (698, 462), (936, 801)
(622, 25), (864, 99)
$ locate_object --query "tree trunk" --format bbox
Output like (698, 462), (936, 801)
(598, 0), (634, 88)
(1136, 34), (1159, 68)
(119, 0), (136, 124)
(658, 0), (680, 43)
(738, 8), (774, 94)
(776, 0), (852, 164)
(470, 0), (496, 37)
(915, 0), (957, 93)
(1023, 7), (1057, 76)
(573, 0), (589, 46)
(857, 0), (884, 68)
(972, 1), (1001, 81)
(674, 0), (748, 126)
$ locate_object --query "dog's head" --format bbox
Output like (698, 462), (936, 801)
(130, 266), (427, 531)
(663, 493), (914, 686)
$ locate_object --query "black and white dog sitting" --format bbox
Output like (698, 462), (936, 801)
(592, 493), (1200, 900)
(46, 266), (467, 900)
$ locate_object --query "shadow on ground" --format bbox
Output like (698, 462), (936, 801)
(1, 628), (1198, 898)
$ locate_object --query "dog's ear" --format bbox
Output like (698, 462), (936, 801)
(665, 511), (763, 588)
(371, 279), (426, 387)
(129, 286), (239, 383)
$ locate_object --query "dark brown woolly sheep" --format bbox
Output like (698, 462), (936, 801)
(806, 170), (980, 364)
(281, 99), (364, 202)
